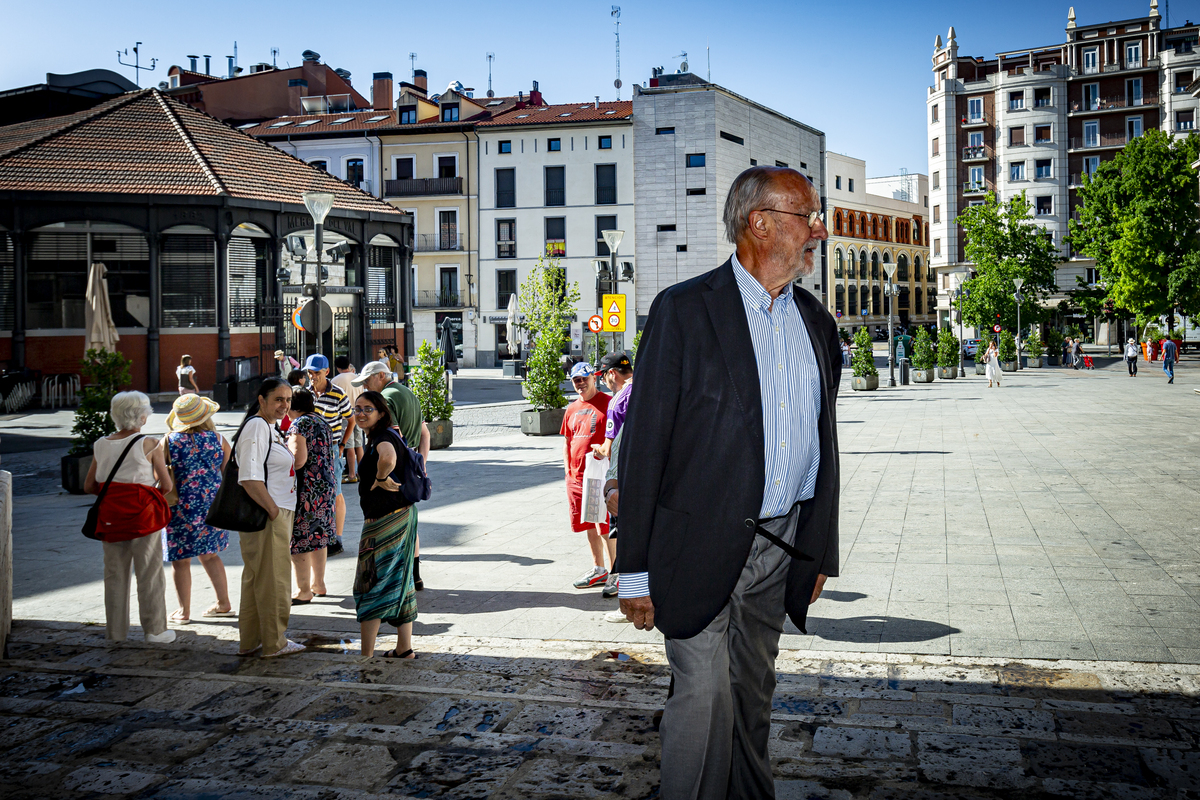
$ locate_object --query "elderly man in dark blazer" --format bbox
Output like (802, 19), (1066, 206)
(617, 166), (839, 800)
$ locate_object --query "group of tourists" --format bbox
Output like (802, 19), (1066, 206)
(85, 355), (430, 660)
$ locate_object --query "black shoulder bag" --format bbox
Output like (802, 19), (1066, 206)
(205, 417), (272, 533)
(81, 435), (145, 541)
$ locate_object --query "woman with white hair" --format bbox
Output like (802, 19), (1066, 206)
(83, 390), (176, 644)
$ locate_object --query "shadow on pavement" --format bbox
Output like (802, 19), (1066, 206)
(805, 615), (961, 643)
(420, 553), (554, 567)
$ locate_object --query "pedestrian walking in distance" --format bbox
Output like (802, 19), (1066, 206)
(177, 354), (199, 396)
(285, 389), (337, 605)
(1162, 337), (1178, 384)
(235, 378), (304, 658)
(563, 361), (613, 590)
(590, 351), (634, 610)
(85, 391), (176, 644)
(1125, 338), (1139, 377)
(352, 391), (420, 659)
(160, 394), (233, 624)
(984, 340), (1001, 388)
(619, 166), (838, 799)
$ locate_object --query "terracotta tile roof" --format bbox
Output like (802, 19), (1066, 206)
(477, 101), (632, 127)
(0, 89), (403, 216)
(239, 109), (397, 136)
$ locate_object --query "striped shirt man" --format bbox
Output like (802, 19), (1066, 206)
(311, 381), (351, 443)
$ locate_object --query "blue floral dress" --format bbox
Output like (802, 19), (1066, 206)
(163, 430), (230, 561)
(288, 414), (337, 554)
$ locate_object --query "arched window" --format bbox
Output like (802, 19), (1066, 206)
(872, 286), (881, 316)
(835, 211), (843, 235)
(871, 218), (878, 238)
(859, 253), (867, 280)
(858, 215), (864, 235)
(914, 256), (923, 282)
(868, 251), (876, 279)
(835, 284), (845, 314)
(834, 249), (843, 279)
(915, 289), (923, 314)
(848, 285), (858, 316)
(898, 253), (909, 282)
(899, 286), (910, 311)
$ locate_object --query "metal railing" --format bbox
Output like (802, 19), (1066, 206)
(415, 233), (463, 252)
(962, 180), (992, 194)
(384, 177), (463, 197)
(960, 114), (988, 126)
(1069, 94), (1158, 112)
(1069, 133), (1127, 150)
(545, 188), (566, 206)
(962, 145), (992, 160)
(414, 290), (462, 308)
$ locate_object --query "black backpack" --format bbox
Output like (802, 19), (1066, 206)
(381, 427), (432, 504)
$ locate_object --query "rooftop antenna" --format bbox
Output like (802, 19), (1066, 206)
(409, 52), (418, 81)
(612, 6), (622, 100)
(674, 51), (689, 73)
(898, 167), (914, 203)
(270, 47), (279, 68)
(116, 41), (158, 88)
(707, 39), (711, 81)
(486, 52), (495, 98)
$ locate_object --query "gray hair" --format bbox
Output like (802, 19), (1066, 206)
(110, 391), (152, 430)
(723, 167), (783, 244)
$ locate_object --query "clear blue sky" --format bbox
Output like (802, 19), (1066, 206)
(4, 1), (1199, 176)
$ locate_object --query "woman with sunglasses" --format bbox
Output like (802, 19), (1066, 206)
(351, 390), (419, 659)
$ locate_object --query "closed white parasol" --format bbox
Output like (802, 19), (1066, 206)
(506, 293), (519, 357)
(84, 261), (120, 354)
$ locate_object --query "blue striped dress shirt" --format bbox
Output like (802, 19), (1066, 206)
(618, 255), (822, 599)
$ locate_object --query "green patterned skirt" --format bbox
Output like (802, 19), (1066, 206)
(353, 505), (417, 626)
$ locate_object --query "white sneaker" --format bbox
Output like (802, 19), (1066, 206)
(145, 629), (176, 644)
(605, 609), (631, 623)
(573, 566), (609, 589)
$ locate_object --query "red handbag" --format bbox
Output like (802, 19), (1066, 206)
(82, 435), (173, 542)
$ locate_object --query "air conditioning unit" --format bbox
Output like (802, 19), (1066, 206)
(249, 63), (274, 74)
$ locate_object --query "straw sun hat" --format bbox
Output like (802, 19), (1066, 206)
(166, 394), (220, 432)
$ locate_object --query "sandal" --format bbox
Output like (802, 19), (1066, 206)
(263, 640), (306, 658)
(169, 609), (191, 624)
(237, 644), (262, 657)
(203, 606), (236, 618)
(383, 648), (416, 659)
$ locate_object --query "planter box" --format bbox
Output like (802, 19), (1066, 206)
(1000, 361), (1018, 372)
(912, 368), (935, 383)
(521, 408), (566, 436)
(61, 454), (93, 495)
(1046, 355), (1061, 366)
(938, 366), (958, 379)
(851, 375), (878, 391)
(427, 420), (453, 450)
(1025, 356), (1042, 368)
(975, 362), (988, 375)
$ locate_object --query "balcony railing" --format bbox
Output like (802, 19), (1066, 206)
(414, 290), (462, 308)
(1177, 121), (1196, 131)
(545, 188), (566, 206)
(962, 180), (992, 195)
(1068, 172), (1098, 186)
(961, 114), (989, 127)
(1069, 133), (1128, 150)
(961, 145), (993, 161)
(1068, 94), (1159, 113)
(384, 177), (463, 197)
(415, 233), (463, 252)
(497, 241), (516, 258)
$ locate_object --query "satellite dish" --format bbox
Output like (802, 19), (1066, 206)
(487, 89), (495, 97)
(680, 61), (688, 72)
(614, 78), (622, 89)
(157, 81), (169, 90)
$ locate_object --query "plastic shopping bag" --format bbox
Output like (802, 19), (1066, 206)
(579, 454), (610, 525)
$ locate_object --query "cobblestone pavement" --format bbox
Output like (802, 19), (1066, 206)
(3, 621), (1200, 799)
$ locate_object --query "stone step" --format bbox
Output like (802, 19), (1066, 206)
(3, 621), (1200, 798)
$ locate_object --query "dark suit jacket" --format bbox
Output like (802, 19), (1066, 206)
(617, 258), (841, 640)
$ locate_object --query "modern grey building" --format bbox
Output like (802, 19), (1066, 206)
(631, 71), (826, 325)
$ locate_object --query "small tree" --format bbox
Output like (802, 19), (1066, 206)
(409, 340), (454, 422)
(518, 252), (580, 411)
(1044, 328), (1064, 357)
(1025, 330), (1044, 359)
(851, 327), (877, 378)
(69, 348), (132, 457)
(629, 330), (643, 367)
(998, 330), (1018, 362)
(936, 328), (959, 369)
(911, 327), (936, 370)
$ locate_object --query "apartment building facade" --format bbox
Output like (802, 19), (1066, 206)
(826, 153), (933, 332)
(631, 72), (826, 324)
(475, 100), (634, 367)
(926, 1), (1200, 337)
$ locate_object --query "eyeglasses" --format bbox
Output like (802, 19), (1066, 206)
(351, 406), (379, 415)
(571, 377), (590, 384)
(759, 208), (825, 228)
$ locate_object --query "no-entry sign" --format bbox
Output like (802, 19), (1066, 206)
(588, 315), (604, 333)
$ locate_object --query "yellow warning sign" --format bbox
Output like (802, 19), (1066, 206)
(601, 294), (626, 332)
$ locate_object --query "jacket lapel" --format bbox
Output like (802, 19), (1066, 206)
(702, 259), (763, 432)
(795, 292), (832, 397)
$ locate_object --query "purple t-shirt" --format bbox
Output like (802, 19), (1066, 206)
(605, 383), (632, 440)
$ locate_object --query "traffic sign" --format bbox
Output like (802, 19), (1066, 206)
(298, 299), (334, 333)
(601, 293), (626, 332)
(993, 324), (1002, 333)
(861, 309), (868, 316)
(836, 311), (843, 318)
(587, 315), (604, 333)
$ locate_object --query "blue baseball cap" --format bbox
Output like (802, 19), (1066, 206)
(303, 354), (330, 372)
(569, 362), (595, 379)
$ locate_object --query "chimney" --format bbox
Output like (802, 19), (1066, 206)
(288, 78), (308, 114)
(203, 55), (211, 76)
(335, 67), (352, 85)
(414, 69), (427, 92)
(227, 56), (235, 79)
(529, 80), (543, 106)
(372, 72), (393, 111)
(187, 55), (198, 72)
(594, 95), (600, 109)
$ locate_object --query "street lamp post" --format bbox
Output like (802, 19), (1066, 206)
(602, 229), (624, 352)
(883, 261), (897, 387)
(1012, 277), (1024, 369)
(955, 272), (967, 377)
(302, 192), (335, 354)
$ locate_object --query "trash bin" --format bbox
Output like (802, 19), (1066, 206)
(899, 358), (911, 385)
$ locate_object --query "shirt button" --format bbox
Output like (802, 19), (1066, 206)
(780, 402), (785, 409)
(780, 441), (786, 448)
(775, 479), (781, 485)
(778, 364), (783, 370)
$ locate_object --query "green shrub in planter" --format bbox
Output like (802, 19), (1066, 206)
(936, 328), (959, 369)
(911, 328), (936, 370)
(1024, 331), (1044, 359)
(851, 327), (877, 378)
(518, 253), (580, 411)
(410, 340), (454, 422)
(69, 348), (132, 457)
(998, 330), (1017, 362)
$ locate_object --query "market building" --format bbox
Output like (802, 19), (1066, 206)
(0, 88), (412, 394)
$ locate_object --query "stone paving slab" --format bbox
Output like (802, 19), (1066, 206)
(3, 621), (1200, 798)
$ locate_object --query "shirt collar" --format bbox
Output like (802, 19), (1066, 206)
(731, 252), (793, 313)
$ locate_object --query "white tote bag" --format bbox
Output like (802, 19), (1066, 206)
(579, 454), (611, 525)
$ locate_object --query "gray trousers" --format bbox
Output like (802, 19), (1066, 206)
(103, 532), (168, 642)
(660, 503), (800, 800)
